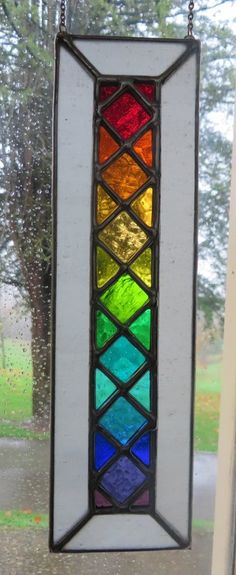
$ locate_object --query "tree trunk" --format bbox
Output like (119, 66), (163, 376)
(27, 265), (51, 423)
(31, 306), (50, 423)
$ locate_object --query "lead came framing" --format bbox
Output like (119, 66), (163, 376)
(51, 34), (200, 552)
(91, 79), (159, 513)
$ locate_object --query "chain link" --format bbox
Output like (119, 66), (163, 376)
(187, 1), (194, 37)
(60, 0), (67, 32)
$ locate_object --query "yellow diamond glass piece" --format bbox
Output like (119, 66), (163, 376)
(130, 248), (152, 287)
(101, 152), (148, 200)
(96, 246), (119, 288)
(131, 188), (153, 227)
(98, 212), (148, 263)
(96, 185), (118, 224)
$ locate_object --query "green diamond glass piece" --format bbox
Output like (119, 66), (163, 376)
(99, 335), (146, 383)
(95, 369), (117, 409)
(129, 371), (151, 411)
(99, 397), (148, 445)
(129, 309), (151, 350)
(96, 310), (118, 349)
(99, 273), (149, 324)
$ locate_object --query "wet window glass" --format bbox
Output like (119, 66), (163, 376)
(0, 0), (235, 571)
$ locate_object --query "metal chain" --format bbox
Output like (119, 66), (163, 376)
(187, 1), (194, 37)
(59, 0), (67, 32)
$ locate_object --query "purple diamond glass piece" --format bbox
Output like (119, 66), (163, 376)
(95, 490), (112, 508)
(132, 489), (150, 507)
(99, 455), (146, 504)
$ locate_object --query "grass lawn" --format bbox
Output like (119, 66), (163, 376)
(195, 359), (222, 452)
(0, 339), (48, 440)
(0, 510), (48, 529)
(0, 338), (222, 450)
(0, 338), (32, 421)
(0, 509), (213, 532)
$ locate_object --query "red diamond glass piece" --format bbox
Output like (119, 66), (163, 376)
(99, 83), (120, 102)
(102, 91), (151, 140)
(134, 82), (155, 101)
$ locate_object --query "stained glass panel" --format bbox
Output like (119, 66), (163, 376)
(52, 35), (199, 552)
(93, 76), (157, 518)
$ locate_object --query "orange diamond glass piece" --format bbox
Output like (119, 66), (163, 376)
(133, 130), (153, 167)
(102, 153), (148, 200)
(98, 212), (148, 263)
(98, 126), (119, 164)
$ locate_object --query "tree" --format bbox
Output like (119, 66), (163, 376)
(0, 0), (54, 420)
(0, 0), (235, 419)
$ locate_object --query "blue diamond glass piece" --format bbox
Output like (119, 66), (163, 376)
(100, 455), (146, 503)
(99, 397), (147, 445)
(99, 336), (146, 383)
(131, 432), (150, 466)
(94, 432), (117, 470)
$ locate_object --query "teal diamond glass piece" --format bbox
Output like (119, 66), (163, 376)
(99, 397), (148, 445)
(99, 336), (146, 383)
(95, 369), (117, 409)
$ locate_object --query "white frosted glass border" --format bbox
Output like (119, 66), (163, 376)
(74, 37), (187, 77)
(156, 54), (197, 538)
(53, 45), (94, 543)
(64, 516), (179, 551)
